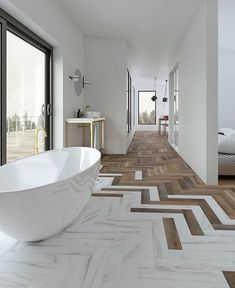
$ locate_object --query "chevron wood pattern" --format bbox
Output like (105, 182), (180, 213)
(0, 132), (234, 287)
(98, 132), (235, 287)
(163, 218), (182, 250)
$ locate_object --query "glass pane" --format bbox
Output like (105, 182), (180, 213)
(138, 91), (156, 125)
(6, 31), (46, 163)
(173, 68), (179, 147)
(126, 71), (129, 132)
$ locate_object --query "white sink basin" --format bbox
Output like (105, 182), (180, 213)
(85, 111), (101, 118)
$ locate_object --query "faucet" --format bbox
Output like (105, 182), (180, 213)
(35, 128), (47, 153)
(85, 105), (90, 112)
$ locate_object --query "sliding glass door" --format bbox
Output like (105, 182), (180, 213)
(0, 17), (7, 164)
(0, 9), (53, 164)
(127, 70), (132, 133)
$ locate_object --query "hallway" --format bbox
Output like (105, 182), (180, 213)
(101, 132), (203, 185)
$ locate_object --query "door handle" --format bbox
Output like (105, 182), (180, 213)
(41, 104), (46, 116)
(46, 104), (52, 116)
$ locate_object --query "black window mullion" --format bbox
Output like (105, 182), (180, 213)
(7, 24), (51, 55)
(0, 17), (7, 165)
(0, 8), (52, 52)
(127, 69), (132, 134)
(45, 51), (52, 150)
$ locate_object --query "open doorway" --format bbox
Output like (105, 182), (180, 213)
(169, 65), (179, 150)
(218, 0), (235, 185)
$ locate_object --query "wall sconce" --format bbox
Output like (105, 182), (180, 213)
(151, 95), (157, 102)
(69, 69), (82, 96)
(162, 80), (168, 109)
(151, 76), (158, 102)
(69, 75), (80, 82)
(83, 77), (92, 88)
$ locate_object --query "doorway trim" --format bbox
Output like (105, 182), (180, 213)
(169, 63), (179, 151)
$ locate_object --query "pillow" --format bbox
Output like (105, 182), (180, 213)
(218, 135), (235, 154)
(219, 128), (235, 137)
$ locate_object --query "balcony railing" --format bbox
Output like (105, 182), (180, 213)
(6, 114), (45, 162)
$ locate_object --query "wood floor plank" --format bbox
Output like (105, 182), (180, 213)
(163, 218), (182, 250)
(92, 193), (123, 197)
(213, 195), (235, 219)
(224, 190), (235, 211)
(98, 131), (235, 285)
(141, 189), (150, 204)
(213, 224), (235, 230)
(112, 176), (121, 185)
(223, 272), (235, 288)
(182, 209), (204, 236)
(157, 183), (168, 199)
(101, 188), (142, 192)
(101, 132), (235, 232)
(131, 207), (183, 214)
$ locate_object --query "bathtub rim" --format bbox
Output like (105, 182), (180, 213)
(0, 147), (101, 194)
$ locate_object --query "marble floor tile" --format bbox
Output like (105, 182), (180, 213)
(1, 143), (235, 288)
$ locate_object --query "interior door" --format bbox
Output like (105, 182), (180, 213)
(169, 65), (179, 149)
(173, 67), (179, 147)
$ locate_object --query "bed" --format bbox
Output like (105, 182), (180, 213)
(218, 128), (235, 176)
(218, 153), (235, 175)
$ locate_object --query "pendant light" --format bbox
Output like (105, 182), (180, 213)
(162, 80), (168, 108)
(151, 77), (158, 102)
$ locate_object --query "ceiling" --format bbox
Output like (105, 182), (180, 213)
(59, 0), (203, 86)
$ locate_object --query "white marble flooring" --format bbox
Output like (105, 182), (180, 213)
(0, 175), (234, 287)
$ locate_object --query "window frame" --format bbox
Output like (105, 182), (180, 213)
(138, 90), (157, 126)
(127, 69), (132, 133)
(0, 8), (53, 165)
(133, 86), (136, 127)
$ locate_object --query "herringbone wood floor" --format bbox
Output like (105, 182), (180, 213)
(1, 132), (235, 288)
(99, 131), (235, 287)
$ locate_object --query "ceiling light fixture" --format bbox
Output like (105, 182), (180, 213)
(83, 77), (92, 88)
(151, 77), (158, 102)
(162, 80), (168, 108)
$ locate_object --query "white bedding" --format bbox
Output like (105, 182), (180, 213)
(218, 153), (235, 165)
(219, 128), (235, 137)
(218, 128), (235, 155)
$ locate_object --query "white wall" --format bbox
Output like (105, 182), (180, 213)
(218, 0), (235, 131)
(0, 0), (85, 148)
(218, 50), (235, 130)
(126, 56), (137, 150)
(84, 36), (128, 154)
(169, 0), (218, 185)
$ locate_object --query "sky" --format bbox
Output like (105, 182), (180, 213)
(7, 31), (45, 120)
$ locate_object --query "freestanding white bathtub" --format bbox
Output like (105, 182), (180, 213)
(0, 147), (101, 241)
